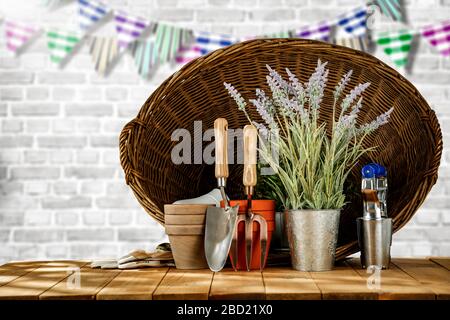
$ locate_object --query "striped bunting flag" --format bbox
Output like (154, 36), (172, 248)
(376, 30), (414, 67)
(291, 22), (332, 42)
(41, 0), (66, 8)
(89, 36), (120, 75)
(132, 24), (193, 78)
(265, 31), (291, 38)
(47, 29), (82, 65)
(114, 10), (150, 51)
(421, 20), (450, 56)
(4, 19), (39, 54)
(78, 0), (110, 32)
(176, 31), (236, 64)
(337, 7), (368, 37)
(334, 36), (370, 52)
(133, 40), (156, 78)
(373, 0), (403, 22)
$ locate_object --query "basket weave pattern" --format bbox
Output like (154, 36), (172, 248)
(119, 39), (442, 260)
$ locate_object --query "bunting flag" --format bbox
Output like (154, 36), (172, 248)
(421, 20), (450, 56)
(153, 24), (193, 64)
(89, 36), (120, 75)
(47, 29), (82, 64)
(376, 30), (414, 67)
(114, 10), (150, 51)
(77, 0), (110, 32)
(176, 31), (236, 64)
(337, 7), (368, 37)
(4, 20), (39, 54)
(291, 22), (332, 42)
(132, 40), (156, 78)
(132, 24), (193, 77)
(334, 35), (370, 52)
(265, 31), (291, 38)
(373, 0), (403, 22)
(41, 0), (67, 8)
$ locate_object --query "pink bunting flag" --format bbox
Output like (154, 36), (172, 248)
(114, 10), (150, 51)
(421, 20), (450, 56)
(4, 19), (39, 54)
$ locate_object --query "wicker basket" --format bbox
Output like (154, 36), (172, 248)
(119, 39), (442, 260)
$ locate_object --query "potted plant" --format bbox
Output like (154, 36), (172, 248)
(225, 60), (393, 271)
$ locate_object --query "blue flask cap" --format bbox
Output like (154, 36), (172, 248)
(362, 163), (387, 178)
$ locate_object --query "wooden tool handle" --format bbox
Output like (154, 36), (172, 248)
(243, 124), (257, 191)
(214, 118), (228, 179)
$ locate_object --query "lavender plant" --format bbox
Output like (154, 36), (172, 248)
(225, 60), (393, 210)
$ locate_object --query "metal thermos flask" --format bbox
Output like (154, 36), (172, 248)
(357, 163), (392, 269)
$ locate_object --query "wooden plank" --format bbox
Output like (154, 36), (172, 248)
(40, 267), (120, 300)
(429, 257), (450, 271)
(209, 269), (265, 300)
(0, 261), (87, 300)
(393, 258), (450, 300)
(263, 267), (321, 300)
(0, 261), (44, 288)
(347, 259), (435, 300)
(153, 268), (213, 300)
(309, 263), (378, 300)
(97, 268), (169, 300)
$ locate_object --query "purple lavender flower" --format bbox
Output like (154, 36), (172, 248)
(224, 82), (247, 111)
(306, 60), (328, 111)
(252, 121), (269, 139)
(359, 107), (394, 133)
(341, 82), (370, 113)
(286, 67), (307, 110)
(266, 65), (289, 92)
(249, 91), (277, 130)
(334, 70), (353, 99)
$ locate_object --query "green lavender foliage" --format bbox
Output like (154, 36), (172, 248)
(225, 60), (393, 210)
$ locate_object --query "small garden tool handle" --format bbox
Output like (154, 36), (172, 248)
(214, 118), (229, 185)
(243, 124), (258, 196)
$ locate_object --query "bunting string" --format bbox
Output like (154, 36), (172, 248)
(1, 1), (449, 78)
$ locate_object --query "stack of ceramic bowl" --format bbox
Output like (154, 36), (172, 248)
(163, 204), (211, 269)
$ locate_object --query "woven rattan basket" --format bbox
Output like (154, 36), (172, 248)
(119, 39), (442, 260)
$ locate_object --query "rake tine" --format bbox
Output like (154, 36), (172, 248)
(231, 215), (245, 271)
(245, 216), (253, 271)
(255, 215), (268, 271)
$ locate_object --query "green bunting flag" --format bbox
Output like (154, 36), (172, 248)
(132, 24), (192, 78)
(376, 30), (414, 67)
(265, 31), (291, 38)
(373, 0), (404, 22)
(47, 29), (82, 65)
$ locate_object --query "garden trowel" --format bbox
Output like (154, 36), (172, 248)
(204, 118), (239, 272)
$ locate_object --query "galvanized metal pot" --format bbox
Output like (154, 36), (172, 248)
(285, 209), (340, 271)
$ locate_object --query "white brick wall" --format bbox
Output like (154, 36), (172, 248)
(0, 0), (449, 264)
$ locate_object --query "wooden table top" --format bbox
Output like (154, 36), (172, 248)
(0, 258), (449, 300)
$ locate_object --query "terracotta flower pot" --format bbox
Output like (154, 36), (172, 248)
(164, 204), (211, 270)
(222, 200), (276, 270)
